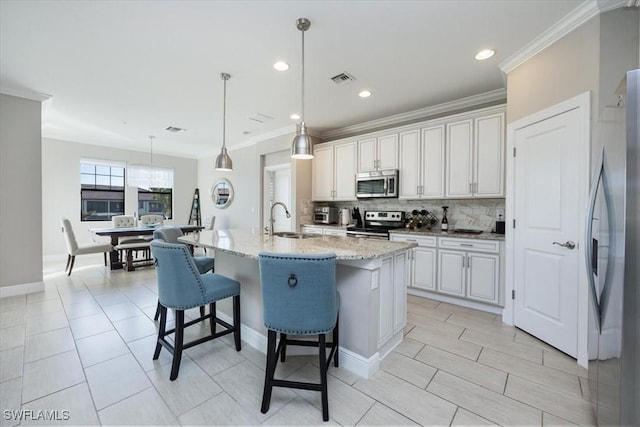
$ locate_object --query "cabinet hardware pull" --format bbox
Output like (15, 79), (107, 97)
(460, 243), (473, 247)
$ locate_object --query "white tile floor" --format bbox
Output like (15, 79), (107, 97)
(0, 253), (595, 426)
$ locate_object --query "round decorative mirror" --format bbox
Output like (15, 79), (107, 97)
(210, 178), (234, 209)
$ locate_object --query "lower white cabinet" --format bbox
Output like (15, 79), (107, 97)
(301, 226), (346, 236)
(392, 233), (502, 307)
(390, 234), (437, 291)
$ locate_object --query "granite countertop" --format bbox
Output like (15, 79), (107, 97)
(179, 229), (417, 260)
(390, 228), (505, 241)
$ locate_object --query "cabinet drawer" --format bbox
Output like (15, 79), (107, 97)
(302, 226), (324, 235)
(390, 234), (436, 247)
(438, 237), (499, 253)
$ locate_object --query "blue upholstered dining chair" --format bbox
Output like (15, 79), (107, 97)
(150, 240), (241, 381)
(152, 227), (214, 321)
(257, 252), (340, 422)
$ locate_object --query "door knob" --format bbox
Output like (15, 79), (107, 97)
(553, 240), (576, 250)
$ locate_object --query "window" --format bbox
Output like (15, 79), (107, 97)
(80, 161), (125, 221)
(128, 164), (174, 220)
(138, 187), (172, 219)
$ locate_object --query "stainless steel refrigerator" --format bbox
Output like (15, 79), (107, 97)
(585, 68), (639, 426)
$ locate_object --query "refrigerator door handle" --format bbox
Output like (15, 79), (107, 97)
(585, 147), (604, 332)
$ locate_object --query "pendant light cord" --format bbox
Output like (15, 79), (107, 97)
(222, 76), (227, 150)
(301, 28), (305, 122)
(149, 135), (154, 165)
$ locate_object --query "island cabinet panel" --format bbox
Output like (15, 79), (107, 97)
(358, 133), (398, 172)
(377, 256), (394, 346)
(393, 251), (407, 334)
(312, 140), (357, 201)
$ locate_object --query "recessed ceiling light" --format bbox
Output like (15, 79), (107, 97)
(359, 90), (372, 98)
(290, 113), (300, 120)
(475, 49), (496, 61)
(273, 61), (290, 71)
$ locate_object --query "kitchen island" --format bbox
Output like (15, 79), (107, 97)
(179, 228), (416, 378)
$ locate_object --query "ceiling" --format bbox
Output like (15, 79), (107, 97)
(0, 0), (585, 159)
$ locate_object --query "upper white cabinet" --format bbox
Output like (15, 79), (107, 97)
(312, 140), (357, 201)
(446, 112), (505, 198)
(358, 133), (398, 172)
(399, 125), (445, 199)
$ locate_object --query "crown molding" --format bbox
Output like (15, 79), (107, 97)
(227, 124), (298, 153)
(320, 89), (506, 141)
(1, 87), (52, 102)
(499, 0), (629, 74)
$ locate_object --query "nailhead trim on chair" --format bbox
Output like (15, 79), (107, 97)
(155, 244), (207, 307)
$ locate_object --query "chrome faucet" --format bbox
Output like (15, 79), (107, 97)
(269, 201), (291, 236)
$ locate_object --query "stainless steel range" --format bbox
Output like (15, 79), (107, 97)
(346, 210), (405, 240)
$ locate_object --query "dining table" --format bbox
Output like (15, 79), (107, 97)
(91, 224), (204, 270)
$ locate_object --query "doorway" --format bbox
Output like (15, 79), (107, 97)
(505, 92), (590, 365)
(263, 164), (292, 233)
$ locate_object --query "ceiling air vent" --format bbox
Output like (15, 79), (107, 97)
(165, 126), (185, 133)
(248, 113), (275, 123)
(331, 72), (356, 85)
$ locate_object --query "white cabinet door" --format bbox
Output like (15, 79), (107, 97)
(437, 249), (465, 296)
(446, 119), (473, 198)
(312, 145), (334, 201)
(474, 113), (504, 197)
(377, 134), (398, 170)
(334, 141), (357, 200)
(358, 138), (377, 172)
(358, 134), (398, 172)
(467, 252), (500, 304)
(422, 125), (445, 198)
(413, 246), (437, 291)
(399, 129), (421, 198)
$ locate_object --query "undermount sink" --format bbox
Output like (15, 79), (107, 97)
(272, 231), (318, 239)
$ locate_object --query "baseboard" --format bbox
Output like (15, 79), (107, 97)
(0, 281), (44, 298)
(217, 311), (380, 379)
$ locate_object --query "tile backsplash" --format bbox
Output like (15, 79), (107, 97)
(314, 198), (505, 231)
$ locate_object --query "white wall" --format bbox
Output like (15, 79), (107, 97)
(42, 138), (198, 256)
(1, 94), (43, 291)
(198, 132), (312, 232)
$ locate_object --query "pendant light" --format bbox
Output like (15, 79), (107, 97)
(215, 73), (233, 171)
(291, 18), (314, 159)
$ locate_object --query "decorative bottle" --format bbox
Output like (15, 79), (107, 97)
(441, 206), (449, 232)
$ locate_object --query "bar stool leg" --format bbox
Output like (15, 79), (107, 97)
(261, 330), (277, 414)
(154, 305), (167, 359)
(209, 302), (216, 334)
(319, 333), (329, 421)
(280, 333), (287, 362)
(170, 310), (185, 381)
(233, 295), (241, 351)
(333, 318), (339, 367)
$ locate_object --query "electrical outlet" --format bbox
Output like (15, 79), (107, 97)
(496, 209), (505, 219)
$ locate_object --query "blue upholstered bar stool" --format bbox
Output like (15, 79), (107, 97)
(152, 227), (215, 321)
(151, 240), (241, 381)
(258, 252), (339, 422)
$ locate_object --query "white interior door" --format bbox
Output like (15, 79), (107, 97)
(513, 107), (582, 357)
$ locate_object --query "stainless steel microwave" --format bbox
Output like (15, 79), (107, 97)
(356, 170), (399, 198)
